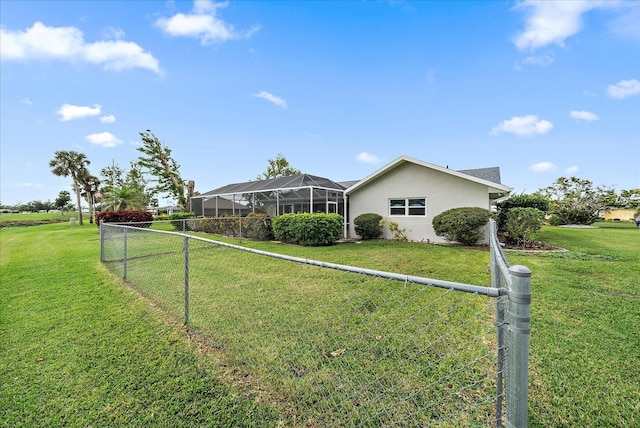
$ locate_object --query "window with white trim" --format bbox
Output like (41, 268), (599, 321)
(389, 198), (426, 216)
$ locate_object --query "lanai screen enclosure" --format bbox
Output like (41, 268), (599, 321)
(190, 174), (348, 218)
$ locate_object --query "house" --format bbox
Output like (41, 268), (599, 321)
(192, 155), (512, 243)
(345, 156), (511, 243)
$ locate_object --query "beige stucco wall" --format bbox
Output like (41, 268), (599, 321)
(348, 162), (492, 243)
(603, 208), (636, 221)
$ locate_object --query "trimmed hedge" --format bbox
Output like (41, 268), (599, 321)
(494, 194), (549, 230)
(354, 213), (383, 240)
(432, 207), (491, 245)
(96, 210), (153, 228)
(272, 213), (343, 246)
(187, 214), (273, 240)
(157, 212), (196, 231)
(242, 214), (274, 241)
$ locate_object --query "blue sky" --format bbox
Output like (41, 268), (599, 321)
(1, 0), (639, 206)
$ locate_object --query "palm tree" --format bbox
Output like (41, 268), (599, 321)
(100, 186), (147, 211)
(49, 150), (90, 225)
(79, 172), (100, 224)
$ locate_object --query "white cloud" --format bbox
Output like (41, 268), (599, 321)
(155, 0), (260, 45)
(565, 165), (580, 175)
(607, 79), (640, 99)
(522, 52), (555, 66)
(253, 91), (288, 109)
(102, 27), (125, 40)
(18, 182), (42, 188)
(57, 103), (101, 121)
(512, 1), (617, 51)
(0, 22), (161, 74)
(607, 1), (640, 39)
(570, 110), (600, 121)
(100, 115), (116, 123)
(356, 152), (381, 164)
(490, 115), (554, 136)
(85, 132), (122, 147)
(530, 162), (558, 173)
(20, 98), (32, 105)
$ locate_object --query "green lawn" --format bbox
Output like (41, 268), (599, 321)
(508, 222), (639, 427)
(0, 223), (279, 427)
(0, 211), (79, 228)
(1, 221), (638, 426)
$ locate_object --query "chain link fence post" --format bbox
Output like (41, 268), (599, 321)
(507, 265), (531, 428)
(183, 234), (190, 325)
(99, 221), (104, 263)
(489, 219), (507, 427)
(123, 227), (128, 281)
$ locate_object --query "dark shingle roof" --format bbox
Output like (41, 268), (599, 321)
(457, 167), (502, 184)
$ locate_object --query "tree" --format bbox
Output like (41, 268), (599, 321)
(257, 153), (301, 180)
(49, 150), (90, 225)
(79, 172), (100, 223)
(535, 176), (611, 225)
(617, 188), (640, 209)
(244, 154), (302, 213)
(55, 191), (72, 215)
(136, 130), (186, 209)
(99, 162), (150, 212)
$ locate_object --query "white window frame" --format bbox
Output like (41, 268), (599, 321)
(389, 198), (427, 216)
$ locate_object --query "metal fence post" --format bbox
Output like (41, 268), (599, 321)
(507, 265), (531, 428)
(492, 263), (506, 425)
(489, 219), (507, 427)
(99, 221), (104, 263)
(184, 235), (189, 325)
(123, 227), (128, 281)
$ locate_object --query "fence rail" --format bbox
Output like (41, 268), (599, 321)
(100, 218), (529, 427)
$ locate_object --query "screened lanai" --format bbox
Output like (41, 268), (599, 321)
(190, 174), (351, 218)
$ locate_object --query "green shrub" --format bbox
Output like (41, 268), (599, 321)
(432, 207), (491, 245)
(96, 210), (153, 228)
(504, 207), (545, 247)
(380, 217), (408, 241)
(272, 213), (343, 246)
(494, 194), (549, 231)
(164, 212), (195, 231)
(188, 214), (273, 240)
(188, 217), (217, 234)
(188, 215), (241, 236)
(242, 213), (274, 240)
(354, 213), (383, 240)
(547, 215), (562, 226)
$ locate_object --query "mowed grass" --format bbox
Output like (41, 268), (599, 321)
(507, 222), (639, 427)
(102, 226), (500, 426)
(2, 220), (638, 426)
(154, 220), (640, 427)
(0, 223), (279, 427)
(0, 211), (78, 228)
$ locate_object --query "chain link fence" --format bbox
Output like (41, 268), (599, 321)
(100, 219), (530, 427)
